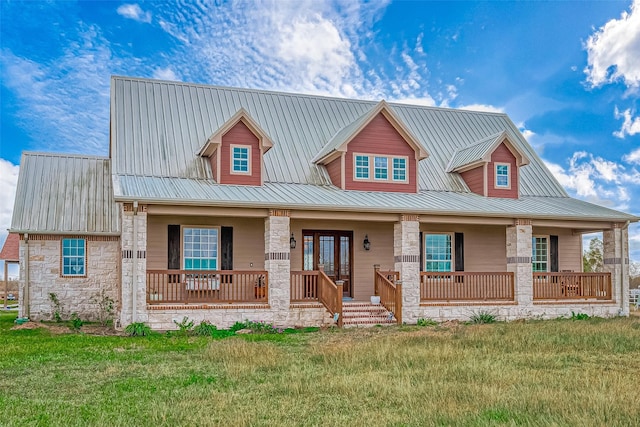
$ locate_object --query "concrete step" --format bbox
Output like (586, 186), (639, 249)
(340, 302), (397, 327)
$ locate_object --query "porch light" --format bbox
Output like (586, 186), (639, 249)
(363, 235), (371, 251)
(290, 233), (296, 249)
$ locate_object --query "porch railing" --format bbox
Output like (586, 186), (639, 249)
(533, 272), (612, 300)
(290, 271), (319, 302)
(146, 270), (268, 304)
(374, 269), (402, 324)
(420, 272), (515, 301)
(317, 270), (343, 327)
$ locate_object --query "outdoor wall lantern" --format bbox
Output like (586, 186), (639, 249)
(363, 235), (371, 251)
(290, 233), (297, 249)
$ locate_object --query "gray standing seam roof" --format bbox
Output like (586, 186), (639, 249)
(11, 153), (120, 234)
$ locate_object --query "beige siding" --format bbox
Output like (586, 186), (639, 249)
(533, 227), (582, 272)
(420, 224), (507, 272)
(290, 220), (394, 301)
(147, 215), (265, 270)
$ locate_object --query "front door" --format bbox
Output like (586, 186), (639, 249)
(303, 230), (352, 297)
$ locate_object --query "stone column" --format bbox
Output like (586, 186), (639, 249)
(265, 209), (291, 326)
(506, 219), (533, 307)
(119, 203), (148, 327)
(603, 223), (629, 316)
(394, 215), (420, 324)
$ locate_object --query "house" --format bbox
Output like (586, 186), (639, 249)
(10, 76), (637, 329)
(1, 233), (19, 309)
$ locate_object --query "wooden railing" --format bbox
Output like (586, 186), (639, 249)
(317, 270), (343, 327)
(533, 272), (612, 300)
(374, 269), (402, 324)
(290, 271), (319, 302)
(146, 270), (268, 304)
(420, 272), (515, 301)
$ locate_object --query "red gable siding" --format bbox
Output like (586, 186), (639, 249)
(487, 142), (518, 199)
(460, 166), (485, 196)
(326, 156), (342, 188)
(219, 121), (261, 186)
(344, 113), (417, 193)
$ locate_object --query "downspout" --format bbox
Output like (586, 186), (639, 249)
(620, 220), (630, 314)
(24, 233), (30, 318)
(132, 202), (138, 323)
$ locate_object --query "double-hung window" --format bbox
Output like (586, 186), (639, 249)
(353, 153), (408, 183)
(355, 155), (369, 179)
(424, 233), (453, 272)
(231, 145), (250, 174)
(374, 156), (388, 180)
(183, 227), (219, 270)
(62, 238), (86, 276)
(532, 236), (548, 272)
(393, 158), (406, 181)
(495, 163), (510, 188)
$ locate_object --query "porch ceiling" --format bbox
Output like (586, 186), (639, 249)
(113, 175), (637, 223)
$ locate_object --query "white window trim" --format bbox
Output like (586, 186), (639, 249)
(61, 238), (87, 277)
(373, 156), (389, 181)
(352, 153), (409, 184)
(181, 225), (221, 271)
(532, 234), (549, 273)
(423, 232), (455, 272)
(230, 144), (252, 176)
(494, 162), (511, 189)
(354, 154), (370, 180)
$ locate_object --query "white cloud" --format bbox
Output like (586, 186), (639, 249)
(458, 104), (505, 114)
(391, 96), (436, 107)
(584, 0), (640, 89)
(117, 4), (152, 24)
(613, 106), (640, 138)
(623, 147), (640, 164)
(152, 66), (179, 81)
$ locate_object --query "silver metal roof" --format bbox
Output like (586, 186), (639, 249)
(447, 132), (503, 171)
(11, 153), (120, 234)
(113, 175), (637, 222)
(110, 76), (568, 197)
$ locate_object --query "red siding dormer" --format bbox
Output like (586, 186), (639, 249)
(487, 143), (518, 199)
(198, 109), (273, 186)
(313, 100), (428, 194)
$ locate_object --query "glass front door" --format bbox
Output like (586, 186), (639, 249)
(303, 230), (352, 297)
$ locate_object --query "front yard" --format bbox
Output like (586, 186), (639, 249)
(1, 312), (639, 426)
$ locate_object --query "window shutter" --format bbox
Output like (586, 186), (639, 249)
(221, 226), (233, 270)
(454, 232), (464, 272)
(550, 235), (559, 272)
(168, 225), (180, 269)
(419, 232), (423, 272)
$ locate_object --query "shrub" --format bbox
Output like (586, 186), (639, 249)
(193, 320), (218, 337)
(570, 311), (590, 321)
(416, 318), (438, 327)
(91, 290), (115, 326)
(469, 311), (497, 324)
(125, 322), (152, 336)
(231, 320), (280, 334)
(173, 316), (195, 336)
(48, 293), (64, 322)
(70, 312), (83, 331)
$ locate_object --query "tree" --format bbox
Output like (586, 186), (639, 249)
(630, 261), (640, 289)
(583, 237), (603, 272)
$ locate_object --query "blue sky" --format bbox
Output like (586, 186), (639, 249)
(1, 0), (639, 278)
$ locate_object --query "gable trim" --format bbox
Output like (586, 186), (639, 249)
(446, 131), (531, 173)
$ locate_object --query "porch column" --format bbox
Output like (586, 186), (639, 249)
(265, 209), (291, 325)
(394, 215), (420, 324)
(603, 223), (629, 316)
(119, 203), (148, 327)
(506, 219), (533, 306)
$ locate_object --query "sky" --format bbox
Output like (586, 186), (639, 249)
(0, 0), (639, 279)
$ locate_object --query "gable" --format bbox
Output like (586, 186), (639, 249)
(215, 120), (262, 186)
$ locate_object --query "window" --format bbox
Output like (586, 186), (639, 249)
(231, 145), (250, 174)
(355, 155), (369, 179)
(393, 158), (406, 181)
(532, 236), (548, 272)
(303, 235), (314, 270)
(62, 238), (86, 276)
(424, 233), (453, 272)
(183, 227), (219, 270)
(495, 163), (510, 188)
(374, 156), (388, 180)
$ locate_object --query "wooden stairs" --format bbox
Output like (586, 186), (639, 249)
(341, 302), (397, 327)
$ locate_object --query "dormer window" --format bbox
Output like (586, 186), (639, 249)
(393, 158), (406, 181)
(374, 156), (388, 180)
(495, 163), (510, 188)
(353, 153), (408, 183)
(355, 155), (369, 179)
(231, 145), (251, 174)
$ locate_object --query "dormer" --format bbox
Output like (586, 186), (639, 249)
(313, 101), (428, 193)
(198, 109), (273, 186)
(446, 131), (530, 199)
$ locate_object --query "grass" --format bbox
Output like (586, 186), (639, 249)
(1, 313), (639, 426)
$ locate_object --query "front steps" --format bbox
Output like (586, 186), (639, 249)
(341, 302), (397, 327)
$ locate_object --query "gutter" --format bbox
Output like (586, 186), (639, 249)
(621, 220), (630, 315)
(24, 233), (29, 318)
(132, 201), (138, 323)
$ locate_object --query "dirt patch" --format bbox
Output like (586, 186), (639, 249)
(11, 321), (122, 335)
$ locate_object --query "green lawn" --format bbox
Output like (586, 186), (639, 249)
(1, 313), (639, 426)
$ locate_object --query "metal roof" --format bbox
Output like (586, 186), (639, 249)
(11, 153), (120, 234)
(113, 175), (637, 222)
(110, 76), (568, 197)
(447, 132), (503, 171)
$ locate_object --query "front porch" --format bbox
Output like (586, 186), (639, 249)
(120, 204), (629, 329)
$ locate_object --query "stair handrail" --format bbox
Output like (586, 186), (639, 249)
(374, 269), (402, 324)
(317, 268), (343, 327)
